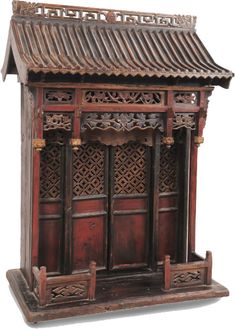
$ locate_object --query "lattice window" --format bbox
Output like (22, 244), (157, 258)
(40, 143), (62, 199)
(159, 142), (177, 193)
(73, 143), (105, 196)
(114, 143), (148, 195)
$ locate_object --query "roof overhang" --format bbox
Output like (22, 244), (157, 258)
(2, 1), (234, 87)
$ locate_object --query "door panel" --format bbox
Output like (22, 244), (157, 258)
(110, 143), (150, 270)
(72, 143), (108, 272)
(39, 141), (64, 275)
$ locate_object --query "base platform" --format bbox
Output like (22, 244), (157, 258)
(7, 269), (229, 323)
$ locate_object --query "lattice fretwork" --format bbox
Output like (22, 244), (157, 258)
(73, 143), (105, 196)
(159, 142), (177, 193)
(114, 143), (148, 195)
(40, 143), (62, 199)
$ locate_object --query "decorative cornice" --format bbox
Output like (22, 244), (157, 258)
(12, 1), (196, 29)
(81, 113), (164, 133)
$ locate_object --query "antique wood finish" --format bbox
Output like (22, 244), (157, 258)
(3, 1), (233, 323)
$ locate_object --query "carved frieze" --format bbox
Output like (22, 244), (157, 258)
(173, 270), (202, 286)
(84, 90), (164, 105)
(51, 282), (88, 301)
(44, 90), (74, 103)
(44, 114), (72, 131)
(173, 114), (196, 130)
(81, 113), (164, 132)
(12, 1), (196, 29)
(174, 92), (198, 105)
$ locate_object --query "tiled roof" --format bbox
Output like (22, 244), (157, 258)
(2, 1), (233, 86)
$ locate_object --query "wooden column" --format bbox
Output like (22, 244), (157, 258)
(32, 88), (44, 274)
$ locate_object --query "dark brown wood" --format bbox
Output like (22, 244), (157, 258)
(3, 1), (232, 323)
(7, 268), (229, 323)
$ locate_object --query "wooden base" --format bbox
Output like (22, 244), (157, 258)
(7, 269), (229, 323)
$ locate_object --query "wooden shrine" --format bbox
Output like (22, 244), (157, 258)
(2, 1), (233, 323)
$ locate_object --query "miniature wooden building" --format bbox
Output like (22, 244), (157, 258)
(2, 1), (233, 323)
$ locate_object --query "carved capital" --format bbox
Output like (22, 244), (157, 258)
(70, 138), (81, 151)
(194, 136), (204, 146)
(163, 136), (174, 148)
(32, 139), (46, 151)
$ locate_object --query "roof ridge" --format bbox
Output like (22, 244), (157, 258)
(12, 1), (197, 30)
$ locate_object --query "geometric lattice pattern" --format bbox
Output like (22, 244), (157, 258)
(73, 143), (105, 196)
(40, 143), (62, 199)
(114, 143), (148, 195)
(159, 142), (177, 193)
(51, 282), (88, 301)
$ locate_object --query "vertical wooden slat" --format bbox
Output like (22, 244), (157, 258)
(38, 266), (47, 306)
(206, 250), (212, 285)
(151, 131), (160, 270)
(64, 142), (73, 274)
(164, 255), (171, 290)
(88, 261), (96, 300)
(188, 137), (198, 255)
(32, 88), (43, 270)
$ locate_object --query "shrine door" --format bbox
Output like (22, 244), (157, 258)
(39, 133), (152, 275)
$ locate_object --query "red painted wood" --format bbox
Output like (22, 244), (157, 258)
(39, 202), (62, 216)
(113, 198), (147, 211)
(72, 216), (106, 271)
(112, 214), (148, 268)
(39, 220), (62, 274)
(73, 199), (105, 214)
(159, 195), (177, 208)
(157, 211), (177, 261)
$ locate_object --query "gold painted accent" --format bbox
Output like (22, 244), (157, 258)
(163, 136), (174, 148)
(32, 139), (46, 151)
(70, 138), (81, 151)
(194, 136), (204, 146)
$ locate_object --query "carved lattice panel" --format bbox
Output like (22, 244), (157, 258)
(73, 143), (105, 196)
(113, 143), (148, 195)
(159, 142), (177, 193)
(40, 143), (62, 199)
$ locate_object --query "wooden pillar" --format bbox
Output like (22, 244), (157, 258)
(32, 88), (44, 274)
(188, 136), (198, 255)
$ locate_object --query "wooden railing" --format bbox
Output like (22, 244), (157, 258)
(32, 261), (96, 306)
(163, 251), (212, 290)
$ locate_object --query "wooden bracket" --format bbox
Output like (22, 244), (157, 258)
(32, 139), (46, 151)
(163, 106), (175, 148)
(194, 107), (207, 147)
(70, 138), (81, 151)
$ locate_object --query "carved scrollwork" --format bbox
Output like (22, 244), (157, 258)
(174, 92), (198, 105)
(12, 2), (196, 29)
(173, 270), (202, 286)
(81, 113), (164, 132)
(173, 114), (196, 130)
(84, 91), (164, 104)
(43, 114), (72, 131)
(51, 282), (88, 301)
(45, 90), (74, 103)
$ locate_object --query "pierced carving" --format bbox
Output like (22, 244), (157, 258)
(12, 2), (196, 29)
(13, 1), (40, 16)
(51, 282), (88, 301)
(84, 91), (163, 104)
(174, 92), (198, 105)
(114, 143), (148, 195)
(173, 271), (202, 286)
(45, 90), (74, 103)
(73, 143), (105, 197)
(44, 114), (72, 131)
(159, 140), (177, 193)
(173, 114), (196, 130)
(40, 141), (62, 199)
(81, 113), (164, 132)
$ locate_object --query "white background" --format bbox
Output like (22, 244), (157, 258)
(0, 0), (235, 328)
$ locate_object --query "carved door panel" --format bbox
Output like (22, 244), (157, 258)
(109, 143), (151, 270)
(72, 143), (108, 272)
(39, 131), (66, 275)
(71, 142), (151, 272)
